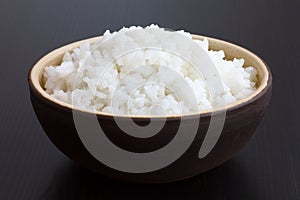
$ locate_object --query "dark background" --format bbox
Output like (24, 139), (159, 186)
(0, 0), (299, 199)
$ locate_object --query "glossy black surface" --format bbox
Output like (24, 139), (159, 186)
(0, 0), (299, 199)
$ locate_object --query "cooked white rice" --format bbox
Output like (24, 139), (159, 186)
(43, 25), (257, 115)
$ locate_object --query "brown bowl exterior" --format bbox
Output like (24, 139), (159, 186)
(28, 36), (272, 183)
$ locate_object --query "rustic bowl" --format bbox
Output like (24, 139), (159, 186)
(28, 35), (272, 183)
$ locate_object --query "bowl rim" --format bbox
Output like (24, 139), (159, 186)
(28, 34), (272, 119)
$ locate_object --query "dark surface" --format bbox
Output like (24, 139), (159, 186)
(0, 0), (299, 199)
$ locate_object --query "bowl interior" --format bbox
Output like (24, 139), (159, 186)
(29, 35), (270, 117)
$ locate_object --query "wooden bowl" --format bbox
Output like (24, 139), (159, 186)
(28, 35), (272, 183)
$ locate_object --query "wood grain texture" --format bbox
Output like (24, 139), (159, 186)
(0, 0), (299, 199)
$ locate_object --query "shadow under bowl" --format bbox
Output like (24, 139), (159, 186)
(28, 35), (272, 183)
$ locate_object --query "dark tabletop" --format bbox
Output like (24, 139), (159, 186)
(0, 0), (300, 199)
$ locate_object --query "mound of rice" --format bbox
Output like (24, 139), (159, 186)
(43, 25), (257, 115)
